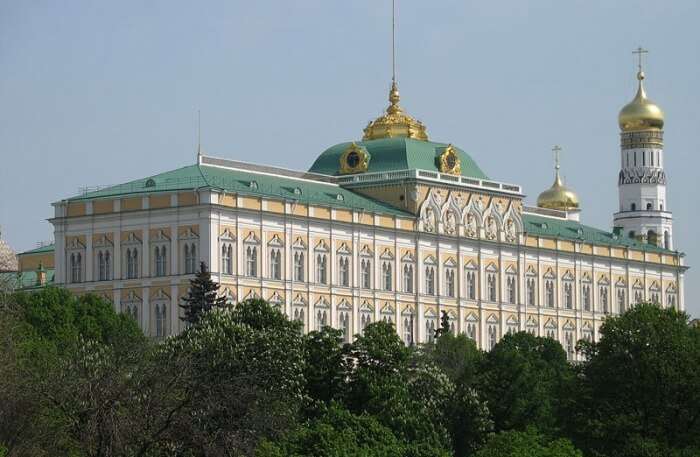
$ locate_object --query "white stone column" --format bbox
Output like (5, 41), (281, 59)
(170, 224), (179, 276)
(85, 234), (93, 282)
(142, 228), (150, 278)
(113, 231), (121, 280)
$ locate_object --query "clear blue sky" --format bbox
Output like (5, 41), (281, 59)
(1, 1), (698, 316)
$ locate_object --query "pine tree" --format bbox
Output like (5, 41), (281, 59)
(180, 261), (227, 324)
(435, 310), (452, 339)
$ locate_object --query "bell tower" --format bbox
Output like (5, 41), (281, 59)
(613, 48), (673, 249)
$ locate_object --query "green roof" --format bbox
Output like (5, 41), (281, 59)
(523, 213), (675, 254)
(308, 138), (489, 179)
(0, 269), (55, 290)
(18, 243), (55, 256)
(67, 163), (412, 218)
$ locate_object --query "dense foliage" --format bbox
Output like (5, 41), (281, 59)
(1, 286), (698, 457)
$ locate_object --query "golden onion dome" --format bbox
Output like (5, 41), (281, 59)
(363, 81), (429, 141)
(618, 71), (664, 132)
(537, 169), (580, 212)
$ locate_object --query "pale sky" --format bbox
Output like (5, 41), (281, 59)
(1, 1), (698, 316)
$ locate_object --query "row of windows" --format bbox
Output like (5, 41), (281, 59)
(68, 243), (199, 283)
(625, 149), (661, 168)
(122, 302), (168, 338)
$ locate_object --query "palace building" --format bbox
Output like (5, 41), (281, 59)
(21, 60), (685, 359)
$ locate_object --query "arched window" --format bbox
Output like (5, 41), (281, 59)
(126, 249), (138, 279)
(294, 251), (305, 282)
(445, 269), (455, 297)
(582, 284), (591, 311)
(98, 251), (104, 281)
(488, 324), (498, 350)
(487, 274), (497, 302)
(563, 281), (573, 309)
(646, 202), (653, 210)
(361, 259), (371, 289)
(506, 275), (517, 304)
(631, 202), (636, 211)
(617, 288), (626, 313)
(184, 243), (197, 274)
(154, 246), (167, 277)
(70, 252), (82, 283)
(246, 246), (257, 277)
(425, 266), (435, 295)
(425, 317), (436, 343)
(466, 271), (476, 300)
(293, 308), (305, 332)
(545, 280), (555, 308)
(339, 311), (351, 343)
(466, 322), (477, 341)
(316, 254), (327, 284)
(527, 278), (536, 306)
(339, 256), (350, 287)
(316, 309), (328, 331)
(403, 264), (413, 293)
(221, 244), (232, 275)
(565, 331), (574, 360)
(382, 262), (392, 291)
(155, 303), (167, 338)
(664, 231), (670, 249)
(599, 286), (609, 313)
(269, 248), (282, 280)
(360, 309), (372, 333)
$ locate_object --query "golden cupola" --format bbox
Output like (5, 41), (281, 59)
(537, 147), (580, 213)
(618, 70), (665, 132)
(363, 81), (429, 141)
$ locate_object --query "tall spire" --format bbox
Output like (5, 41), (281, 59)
(362, 0), (429, 141)
(196, 110), (203, 162)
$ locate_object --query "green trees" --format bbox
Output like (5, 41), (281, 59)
(2, 290), (698, 457)
(569, 303), (700, 456)
(179, 261), (227, 324)
(477, 331), (573, 436)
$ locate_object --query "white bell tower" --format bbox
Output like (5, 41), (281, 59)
(613, 48), (672, 249)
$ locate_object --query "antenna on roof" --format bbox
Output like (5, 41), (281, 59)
(392, 0), (396, 83)
(196, 110), (204, 164)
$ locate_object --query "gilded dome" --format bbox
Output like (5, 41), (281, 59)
(363, 81), (428, 141)
(537, 172), (580, 212)
(618, 71), (664, 132)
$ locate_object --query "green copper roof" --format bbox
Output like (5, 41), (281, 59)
(523, 213), (675, 254)
(18, 243), (55, 255)
(308, 138), (489, 179)
(67, 163), (412, 217)
(0, 269), (55, 290)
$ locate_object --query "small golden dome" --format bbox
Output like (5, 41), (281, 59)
(618, 71), (664, 132)
(363, 81), (428, 141)
(537, 148), (580, 212)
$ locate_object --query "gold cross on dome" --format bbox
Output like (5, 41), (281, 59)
(552, 145), (562, 171)
(633, 46), (648, 72)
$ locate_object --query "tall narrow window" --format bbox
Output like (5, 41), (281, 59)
(403, 315), (414, 345)
(466, 322), (477, 341)
(445, 269), (455, 297)
(599, 286), (609, 313)
(506, 275), (516, 304)
(126, 249), (138, 279)
(582, 284), (591, 311)
(71, 252), (82, 283)
(316, 309), (328, 331)
(488, 324), (498, 350)
(222, 244), (232, 275)
(545, 280), (555, 308)
(617, 288), (626, 313)
(564, 281), (573, 309)
(104, 251), (111, 280)
(316, 254), (327, 284)
(361, 259), (371, 289)
(426, 318), (436, 343)
(155, 303), (167, 338)
(382, 262), (392, 291)
(339, 256), (350, 286)
(246, 246), (257, 277)
(565, 331), (574, 360)
(403, 264), (413, 293)
(487, 273), (497, 302)
(527, 278), (536, 306)
(466, 271), (476, 300)
(294, 251), (305, 282)
(184, 244), (196, 274)
(270, 248), (282, 280)
(339, 311), (350, 343)
(425, 266), (435, 295)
